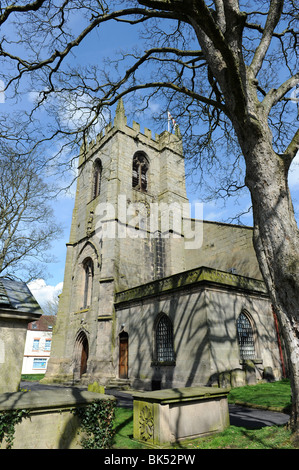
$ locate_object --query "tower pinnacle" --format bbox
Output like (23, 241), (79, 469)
(114, 98), (127, 129)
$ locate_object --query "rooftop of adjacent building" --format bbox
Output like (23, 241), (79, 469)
(0, 277), (43, 315)
(28, 315), (56, 331)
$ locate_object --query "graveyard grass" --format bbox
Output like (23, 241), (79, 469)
(113, 380), (296, 449)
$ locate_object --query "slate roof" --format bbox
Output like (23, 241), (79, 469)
(0, 280), (11, 307)
(0, 277), (43, 316)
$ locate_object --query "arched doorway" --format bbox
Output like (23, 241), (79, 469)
(119, 331), (129, 379)
(80, 335), (89, 377)
(75, 330), (89, 378)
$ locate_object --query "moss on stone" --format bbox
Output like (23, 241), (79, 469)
(88, 381), (105, 394)
(115, 266), (268, 306)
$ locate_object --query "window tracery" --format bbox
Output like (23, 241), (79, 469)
(237, 311), (256, 360)
(155, 314), (175, 363)
(132, 152), (149, 191)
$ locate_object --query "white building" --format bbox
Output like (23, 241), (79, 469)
(22, 315), (56, 375)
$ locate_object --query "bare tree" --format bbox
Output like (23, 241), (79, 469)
(41, 292), (61, 316)
(0, 149), (62, 281)
(0, 0), (299, 431)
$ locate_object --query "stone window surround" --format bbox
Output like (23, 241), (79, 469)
(132, 151), (149, 192)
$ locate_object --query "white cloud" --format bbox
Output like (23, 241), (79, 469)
(28, 279), (63, 310)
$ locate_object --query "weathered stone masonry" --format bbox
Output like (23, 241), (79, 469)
(44, 100), (284, 389)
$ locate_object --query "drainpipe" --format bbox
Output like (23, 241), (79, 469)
(272, 305), (287, 378)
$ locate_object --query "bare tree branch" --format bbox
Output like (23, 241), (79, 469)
(249, 0), (284, 77)
(0, 0), (48, 25)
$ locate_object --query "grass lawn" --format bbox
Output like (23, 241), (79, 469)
(21, 374), (45, 382)
(227, 379), (292, 413)
(112, 380), (295, 450)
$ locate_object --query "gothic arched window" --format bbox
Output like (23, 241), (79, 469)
(93, 159), (102, 198)
(132, 152), (149, 191)
(82, 258), (93, 309)
(155, 314), (175, 363)
(237, 311), (256, 360)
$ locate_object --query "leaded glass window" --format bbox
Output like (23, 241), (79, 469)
(156, 314), (174, 362)
(237, 312), (255, 360)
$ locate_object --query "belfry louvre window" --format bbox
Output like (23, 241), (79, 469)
(93, 159), (102, 198)
(156, 314), (175, 363)
(132, 152), (149, 191)
(237, 312), (255, 360)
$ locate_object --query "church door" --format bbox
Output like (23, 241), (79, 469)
(119, 332), (128, 379)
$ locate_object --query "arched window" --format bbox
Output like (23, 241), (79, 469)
(132, 152), (149, 191)
(93, 159), (102, 198)
(82, 258), (93, 309)
(237, 312), (256, 360)
(155, 314), (175, 363)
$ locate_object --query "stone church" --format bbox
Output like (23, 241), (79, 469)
(44, 100), (285, 390)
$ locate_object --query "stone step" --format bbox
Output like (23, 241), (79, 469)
(106, 378), (131, 390)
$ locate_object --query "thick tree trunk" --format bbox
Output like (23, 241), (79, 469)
(240, 130), (299, 432)
(141, 0), (299, 433)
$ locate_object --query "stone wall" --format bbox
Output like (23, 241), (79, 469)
(0, 309), (41, 393)
(185, 220), (262, 280)
(0, 389), (115, 449)
(114, 267), (282, 390)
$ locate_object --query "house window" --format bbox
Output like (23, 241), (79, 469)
(83, 258), (93, 309)
(237, 312), (256, 360)
(32, 339), (40, 351)
(45, 339), (52, 351)
(93, 159), (102, 198)
(33, 358), (47, 369)
(155, 314), (175, 363)
(132, 152), (149, 191)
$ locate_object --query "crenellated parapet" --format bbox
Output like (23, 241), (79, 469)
(79, 98), (183, 166)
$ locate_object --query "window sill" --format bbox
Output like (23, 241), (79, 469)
(239, 359), (263, 365)
(151, 361), (176, 367)
(133, 187), (148, 194)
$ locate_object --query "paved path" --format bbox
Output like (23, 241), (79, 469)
(20, 381), (290, 429)
(228, 404), (289, 429)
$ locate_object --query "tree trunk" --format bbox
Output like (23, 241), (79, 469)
(240, 127), (299, 432)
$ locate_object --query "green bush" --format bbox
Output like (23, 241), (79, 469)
(0, 409), (29, 449)
(74, 399), (116, 449)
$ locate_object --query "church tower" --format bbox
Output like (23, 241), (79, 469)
(44, 100), (189, 385)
